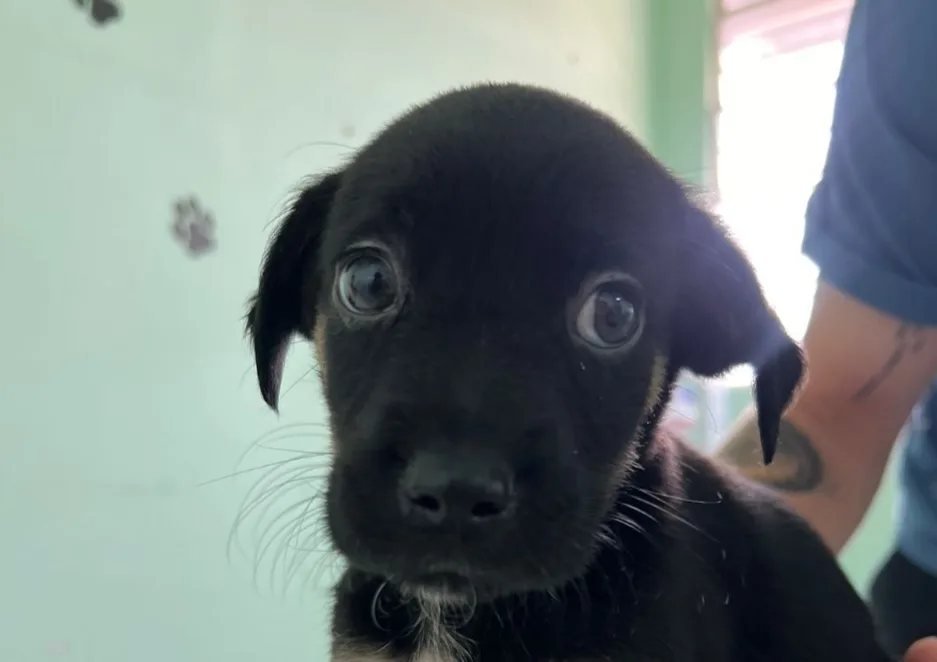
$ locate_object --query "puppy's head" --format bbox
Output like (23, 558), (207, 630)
(246, 84), (803, 601)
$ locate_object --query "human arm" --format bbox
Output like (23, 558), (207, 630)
(716, 0), (937, 553)
(718, 281), (937, 552)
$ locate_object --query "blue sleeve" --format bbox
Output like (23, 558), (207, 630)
(802, 0), (937, 325)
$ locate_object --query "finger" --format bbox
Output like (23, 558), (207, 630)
(906, 637), (937, 662)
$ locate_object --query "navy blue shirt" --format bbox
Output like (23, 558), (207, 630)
(803, 0), (937, 576)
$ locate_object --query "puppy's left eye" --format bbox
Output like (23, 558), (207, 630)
(575, 281), (643, 350)
(335, 248), (401, 318)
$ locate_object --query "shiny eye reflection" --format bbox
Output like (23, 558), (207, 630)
(335, 249), (401, 318)
(575, 282), (643, 350)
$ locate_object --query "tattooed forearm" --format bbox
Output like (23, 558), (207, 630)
(718, 418), (824, 492)
(851, 322), (926, 401)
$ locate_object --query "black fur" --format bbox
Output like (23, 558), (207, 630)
(245, 83), (890, 661)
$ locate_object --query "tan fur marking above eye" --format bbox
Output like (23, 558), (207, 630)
(610, 353), (669, 487)
(312, 321), (341, 453)
(643, 353), (668, 415)
(314, 323), (328, 383)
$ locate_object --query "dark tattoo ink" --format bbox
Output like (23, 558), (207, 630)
(851, 323), (926, 401)
(719, 419), (824, 493)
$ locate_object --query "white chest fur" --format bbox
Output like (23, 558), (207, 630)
(412, 654), (451, 662)
(333, 588), (470, 662)
(332, 652), (452, 662)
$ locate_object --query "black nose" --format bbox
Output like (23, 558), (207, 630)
(398, 449), (516, 527)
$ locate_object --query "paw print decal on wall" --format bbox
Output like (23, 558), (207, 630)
(171, 195), (218, 258)
(73, 0), (121, 27)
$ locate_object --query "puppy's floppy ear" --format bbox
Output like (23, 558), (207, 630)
(670, 205), (804, 465)
(245, 171), (343, 412)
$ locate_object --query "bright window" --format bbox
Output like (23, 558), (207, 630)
(714, 6), (849, 383)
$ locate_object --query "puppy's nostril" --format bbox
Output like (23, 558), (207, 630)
(411, 493), (442, 513)
(401, 488), (448, 525)
(470, 500), (505, 520)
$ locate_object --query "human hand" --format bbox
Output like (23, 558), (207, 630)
(906, 638), (937, 662)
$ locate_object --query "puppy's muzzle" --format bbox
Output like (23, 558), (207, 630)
(398, 447), (517, 529)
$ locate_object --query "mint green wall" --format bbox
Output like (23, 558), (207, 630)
(644, 0), (717, 190)
(642, 0), (720, 448)
(0, 2), (651, 659)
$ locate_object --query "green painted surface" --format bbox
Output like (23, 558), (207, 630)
(645, 0), (717, 189)
(643, 0), (719, 448)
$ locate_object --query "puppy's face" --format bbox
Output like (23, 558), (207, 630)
(247, 84), (802, 601)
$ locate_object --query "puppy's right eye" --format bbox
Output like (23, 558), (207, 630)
(335, 248), (401, 319)
(571, 274), (645, 353)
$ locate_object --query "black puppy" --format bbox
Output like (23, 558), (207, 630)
(246, 84), (891, 662)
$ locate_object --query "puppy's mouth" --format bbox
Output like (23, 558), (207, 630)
(391, 560), (513, 602)
(401, 571), (475, 600)
(326, 442), (605, 600)
(362, 552), (530, 602)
